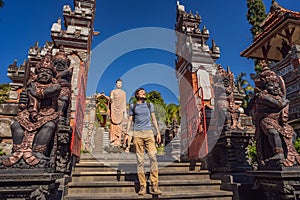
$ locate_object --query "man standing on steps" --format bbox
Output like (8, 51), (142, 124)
(124, 88), (162, 195)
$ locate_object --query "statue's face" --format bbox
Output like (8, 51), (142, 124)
(37, 68), (53, 84)
(54, 59), (68, 71)
(223, 77), (230, 87)
(266, 81), (280, 95)
(116, 81), (122, 89)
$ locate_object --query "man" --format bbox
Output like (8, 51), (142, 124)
(107, 78), (127, 153)
(124, 88), (162, 195)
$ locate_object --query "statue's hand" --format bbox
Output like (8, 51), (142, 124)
(30, 111), (38, 122)
(29, 84), (37, 97)
(281, 98), (290, 107)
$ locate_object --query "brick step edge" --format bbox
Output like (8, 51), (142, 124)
(64, 190), (233, 200)
(68, 179), (221, 187)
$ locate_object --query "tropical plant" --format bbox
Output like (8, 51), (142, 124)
(246, 139), (257, 169)
(165, 103), (181, 125)
(0, 84), (10, 104)
(0, 148), (5, 156)
(234, 72), (254, 109)
(80, 149), (90, 154)
(156, 143), (165, 156)
(247, 137), (300, 169)
(95, 96), (109, 126)
(295, 137), (300, 154)
(254, 61), (263, 75)
(235, 72), (253, 93)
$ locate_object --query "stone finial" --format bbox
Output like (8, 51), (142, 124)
(177, 1), (185, 11)
(19, 59), (27, 71)
(28, 41), (39, 56)
(188, 11), (194, 19)
(195, 11), (201, 20)
(202, 25), (209, 35)
(270, 0), (282, 12)
(51, 17), (62, 33)
(7, 59), (18, 72)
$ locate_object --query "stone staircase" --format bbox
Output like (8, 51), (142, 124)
(63, 153), (233, 200)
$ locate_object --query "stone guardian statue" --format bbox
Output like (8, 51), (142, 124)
(2, 51), (61, 167)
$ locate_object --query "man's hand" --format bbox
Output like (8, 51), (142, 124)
(156, 132), (161, 144)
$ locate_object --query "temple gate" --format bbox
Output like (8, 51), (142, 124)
(0, 0), (96, 199)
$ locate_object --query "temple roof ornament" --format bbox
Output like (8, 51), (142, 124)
(51, 17), (62, 33)
(7, 59), (18, 73)
(241, 1), (300, 61)
(175, 1), (220, 75)
(270, 0), (281, 12)
(7, 59), (26, 83)
(195, 11), (201, 20)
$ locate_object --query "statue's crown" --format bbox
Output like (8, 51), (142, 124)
(35, 50), (57, 76)
(53, 46), (70, 63)
(260, 66), (278, 83)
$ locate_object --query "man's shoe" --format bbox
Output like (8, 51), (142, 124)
(151, 185), (162, 195)
(138, 186), (146, 195)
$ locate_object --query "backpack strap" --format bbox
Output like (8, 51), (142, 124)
(147, 102), (151, 112)
(132, 103), (137, 116)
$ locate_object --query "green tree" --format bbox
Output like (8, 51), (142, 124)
(235, 72), (254, 109)
(246, 0), (267, 38)
(147, 91), (166, 107)
(0, 0), (4, 8)
(147, 91), (166, 128)
(246, 0), (267, 80)
(129, 96), (137, 104)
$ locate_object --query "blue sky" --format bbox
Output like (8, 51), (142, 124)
(1, 0), (300, 104)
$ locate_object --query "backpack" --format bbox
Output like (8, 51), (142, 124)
(132, 102), (151, 122)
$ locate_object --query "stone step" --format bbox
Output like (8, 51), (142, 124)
(71, 170), (210, 182)
(64, 190), (233, 200)
(79, 152), (180, 162)
(64, 153), (233, 200)
(74, 161), (202, 173)
(67, 179), (222, 194)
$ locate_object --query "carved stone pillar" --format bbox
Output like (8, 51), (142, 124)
(206, 129), (262, 200)
(0, 173), (64, 199)
(249, 169), (300, 200)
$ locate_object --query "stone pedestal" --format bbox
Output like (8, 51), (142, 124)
(56, 125), (73, 174)
(0, 173), (64, 199)
(207, 129), (254, 173)
(249, 168), (300, 200)
(206, 129), (264, 200)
